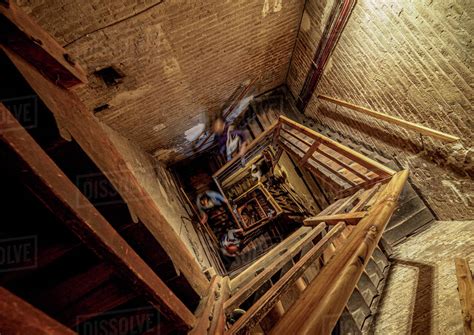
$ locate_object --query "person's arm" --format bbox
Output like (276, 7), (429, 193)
(207, 190), (227, 205)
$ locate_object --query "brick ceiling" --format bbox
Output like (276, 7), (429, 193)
(18, 0), (305, 162)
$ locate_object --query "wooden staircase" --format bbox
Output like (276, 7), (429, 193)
(240, 88), (435, 246)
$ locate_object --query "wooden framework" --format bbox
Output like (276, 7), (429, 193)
(207, 117), (408, 334)
(0, 287), (76, 335)
(0, 46), (209, 297)
(0, 1), (87, 87)
(304, 211), (367, 226)
(0, 6), (411, 333)
(454, 258), (474, 334)
(0, 104), (196, 328)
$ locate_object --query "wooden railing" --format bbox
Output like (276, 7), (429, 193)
(198, 116), (408, 335)
(277, 116), (395, 200)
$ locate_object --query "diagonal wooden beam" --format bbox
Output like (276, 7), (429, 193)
(0, 1), (87, 87)
(318, 95), (460, 143)
(0, 103), (196, 328)
(304, 212), (367, 226)
(2, 46), (209, 297)
(0, 287), (75, 335)
(227, 222), (347, 335)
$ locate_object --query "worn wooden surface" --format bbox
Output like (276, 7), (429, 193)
(304, 211), (367, 226)
(0, 1), (87, 87)
(0, 103), (196, 328)
(269, 170), (408, 335)
(225, 223), (326, 313)
(2, 46), (209, 297)
(455, 258), (474, 335)
(228, 222), (347, 334)
(0, 287), (76, 335)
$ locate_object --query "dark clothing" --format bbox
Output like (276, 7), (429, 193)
(215, 125), (246, 161)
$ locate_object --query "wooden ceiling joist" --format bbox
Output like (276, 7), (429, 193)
(0, 103), (196, 328)
(0, 287), (75, 335)
(0, 1), (87, 87)
(0, 45), (209, 297)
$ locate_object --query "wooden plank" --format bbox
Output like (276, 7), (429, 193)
(0, 2), (87, 87)
(316, 147), (370, 181)
(230, 227), (312, 291)
(318, 95), (460, 143)
(2, 47), (209, 297)
(0, 104), (196, 328)
(280, 127), (313, 148)
(225, 223), (326, 312)
(191, 276), (225, 335)
(0, 287), (75, 335)
(454, 258), (474, 335)
(304, 212), (367, 226)
(228, 222), (347, 335)
(269, 170), (409, 335)
(307, 155), (357, 187)
(279, 116), (396, 176)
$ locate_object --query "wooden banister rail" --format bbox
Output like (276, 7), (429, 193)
(318, 95), (460, 142)
(224, 223), (327, 314)
(278, 115), (396, 177)
(227, 222), (347, 335)
(304, 211), (367, 226)
(269, 170), (409, 335)
(454, 258), (474, 334)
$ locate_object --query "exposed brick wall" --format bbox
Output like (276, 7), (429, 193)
(102, 123), (212, 270)
(371, 220), (474, 334)
(18, 0), (305, 161)
(288, 0), (473, 219)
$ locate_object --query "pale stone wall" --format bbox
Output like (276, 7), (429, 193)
(371, 220), (474, 334)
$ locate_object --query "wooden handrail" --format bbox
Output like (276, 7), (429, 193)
(269, 170), (409, 335)
(454, 258), (474, 334)
(304, 211), (367, 226)
(228, 222), (347, 334)
(224, 223), (326, 313)
(318, 95), (460, 142)
(279, 115), (396, 176)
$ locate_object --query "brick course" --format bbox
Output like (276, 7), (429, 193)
(287, 0), (473, 219)
(18, 0), (305, 161)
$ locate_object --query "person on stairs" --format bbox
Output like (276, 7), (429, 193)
(196, 190), (228, 224)
(212, 116), (249, 162)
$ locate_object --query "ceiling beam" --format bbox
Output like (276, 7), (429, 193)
(1, 45), (209, 297)
(0, 1), (87, 87)
(0, 287), (75, 335)
(0, 103), (196, 328)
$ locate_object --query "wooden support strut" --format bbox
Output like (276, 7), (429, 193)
(0, 1), (87, 87)
(227, 222), (347, 335)
(2, 47), (209, 297)
(304, 211), (367, 226)
(454, 258), (474, 335)
(269, 170), (409, 335)
(318, 95), (460, 142)
(0, 103), (197, 328)
(0, 287), (76, 335)
(279, 115), (396, 177)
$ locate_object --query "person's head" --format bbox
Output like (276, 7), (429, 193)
(226, 244), (239, 255)
(212, 117), (225, 135)
(200, 194), (211, 207)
